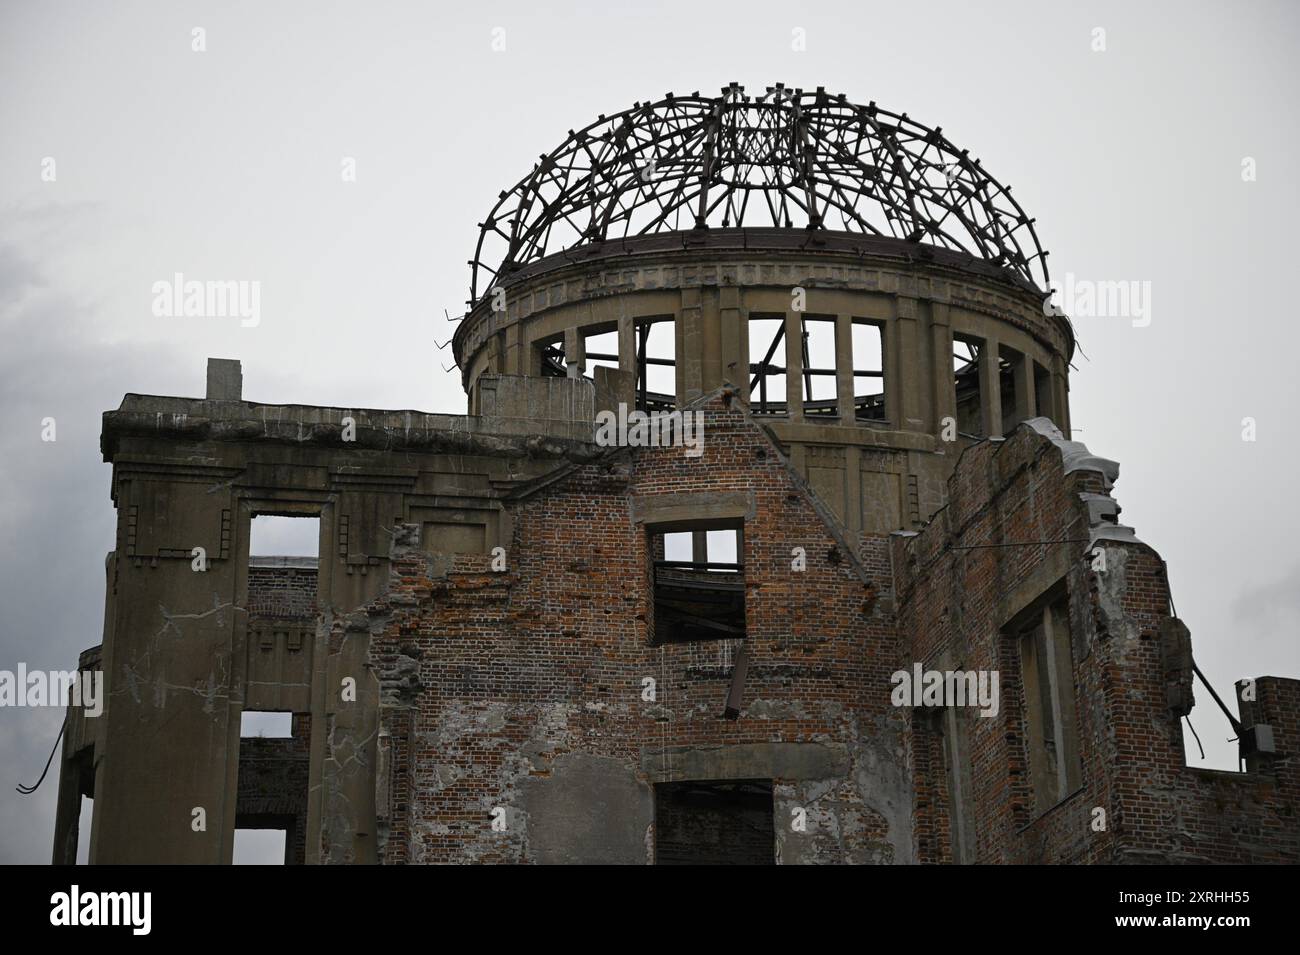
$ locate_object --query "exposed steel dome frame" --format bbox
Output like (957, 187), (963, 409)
(468, 83), (1050, 305)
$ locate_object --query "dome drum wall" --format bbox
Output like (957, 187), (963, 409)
(455, 232), (1073, 533)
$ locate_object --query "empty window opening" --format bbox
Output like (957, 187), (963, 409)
(952, 336), (984, 437)
(635, 318), (676, 412)
(1015, 596), (1083, 814)
(241, 711), (294, 738)
(249, 514), (319, 560)
(583, 327), (620, 379)
(236, 713), (310, 864)
(655, 780), (775, 865)
(537, 336), (567, 378)
(650, 521), (744, 644)
(233, 826), (287, 865)
(748, 315), (787, 415)
(248, 515), (319, 622)
(852, 320), (886, 421)
(799, 316), (838, 418)
(705, 529), (737, 565)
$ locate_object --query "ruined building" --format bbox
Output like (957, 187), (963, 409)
(54, 85), (1299, 864)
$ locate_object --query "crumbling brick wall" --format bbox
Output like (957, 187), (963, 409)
(894, 422), (1300, 864)
(365, 392), (912, 864)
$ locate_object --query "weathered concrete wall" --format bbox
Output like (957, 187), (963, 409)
(75, 367), (603, 863)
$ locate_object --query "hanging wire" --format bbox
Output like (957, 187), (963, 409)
(17, 716), (66, 795)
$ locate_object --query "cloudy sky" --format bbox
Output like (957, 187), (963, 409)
(1, 0), (1297, 864)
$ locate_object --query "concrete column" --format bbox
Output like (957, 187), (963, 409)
(51, 752), (80, 864)
(564, 327), (585, 379)
(680, 288), (703, 403)
(980, 336), (1003, 438)
(835, 314), (855, 422)
(883, 316), (901, 428)
(617, 313), (636, 409)
(1012, 349), (1035, 427)
(720, 285), (746, 398)
(785, 310), (804, 421)
(930, 303), (956, 436)
(701, 288), (721, 393)
(896, 297), (924, 432)
(1051, 354), (1071, 437)
(504, 322), (526, 376)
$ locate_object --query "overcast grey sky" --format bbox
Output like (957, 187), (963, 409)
(2, 0), (1297, 864)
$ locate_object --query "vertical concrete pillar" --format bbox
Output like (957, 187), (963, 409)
(564, 327), (585, 379)
(785, 310), (804, 422)
(720, 285), (747, 398)
(896, 297), (924, 432)
(980, 337), (1003, 438)
(680, 289), (703, 403)
(1013, 350), (1036, 426)
(617, 313), (636, 409)
(883, 315), (900, 428)
(701, 288), (722, 393)
(504, 322), (526, 376)
(51, 748), (81, 864)
(1050, 354), (1071, 437)
(930, 302), (956, 436)
(835, 314), (855, 422)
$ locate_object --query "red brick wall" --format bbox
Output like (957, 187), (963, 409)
(893, 424), (1300, 864)
(337, 401), (1300, 864)
(247, 564), (317, 618)
(365, 393), (911, 863)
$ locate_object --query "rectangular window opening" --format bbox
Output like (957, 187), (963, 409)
(953, 335), (984, 437)
(236, 713), (310, 864)
(635, 318), (676, 412)
(1014, 594), (1083, 814)
(654, 779), (775, 865)
(249, 514), (320, 560)
(852, 320), (886, 422)
(537, 336), (567, 377)
(650, 521), (744, 644)
(240, 710), (295, 738)
(800, 316), (838, 418)
(232, 826), (288, 865)
(583, 327), (620, 380)
(748, 315), (786, 415)
(248, 514), (319, 623)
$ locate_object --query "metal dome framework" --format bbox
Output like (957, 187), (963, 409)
(469, 83), (1049, 305)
